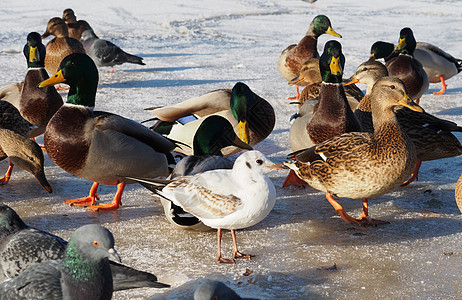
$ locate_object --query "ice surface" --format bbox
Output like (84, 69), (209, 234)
(1, 0), (462, 299)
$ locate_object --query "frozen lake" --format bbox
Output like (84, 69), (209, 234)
(1, 0), (462, 298)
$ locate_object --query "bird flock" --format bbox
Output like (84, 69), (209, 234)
(0, 5), (461, 299)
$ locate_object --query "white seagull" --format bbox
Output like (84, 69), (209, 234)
(127, 150), (282, 263)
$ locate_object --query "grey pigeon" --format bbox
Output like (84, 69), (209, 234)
(0, 204), (169, 291)
(80, 29), (145, 72)
(0, 224), (119, 299)
(194, 280), (260, 300)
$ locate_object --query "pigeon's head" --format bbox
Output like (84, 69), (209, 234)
(69, 224), (121, 263)
(0, 204), (27, 235)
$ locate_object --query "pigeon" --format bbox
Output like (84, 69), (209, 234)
(0, 224), (119, 299)
(194, 280), (260, 300)
(126, 150), (282, 263)
(0, 204), (169, 291)
(80, 29), (145, 72)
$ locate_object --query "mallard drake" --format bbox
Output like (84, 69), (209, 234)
(38, 53), (176, 211)
(125, 150), (280, 264)
(81, 29), (145, 72)
(278, 15), (341, 99)
(370, 41), (462, 95)
(289, 57), (363, 109)
(147, 82), (275, 156)
(455, 174), (462, 214)
(0, 101), (52, 192)
(284, 40), (362, 187)
(62, 8), (92, 40)
(160, 114), (252, 232)
(2, 32), (63, 139)
(285, 77), (423, 225)
(344, 59), (462, 185)
(377, 28), (430, 103)
(42, 17), (85, 75)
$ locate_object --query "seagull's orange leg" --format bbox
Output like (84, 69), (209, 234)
(288, 85), (300, 100)
(283, 169), (307, 187)
(87, 182), (126, 211)
(432, 76), (447, 95)
(217, 228), (234, 264)
(0, 161), (14, 184)
(231, 229), (254, 260)
(64, 182), (100, 206)
(402, 159), (422, 186)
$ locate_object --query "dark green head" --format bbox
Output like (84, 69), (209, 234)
(370, 41), (395, 60)
(193, 115), (252, 156)
(23, 32), (46, 68)
(38, 53), (99, 107)
(230, 82), (254, 122)
(309, 15), (342, 38)
(319, 40), (345, 83)
(396, 27), (417, 55)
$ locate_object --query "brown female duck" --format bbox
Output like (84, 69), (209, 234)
(285, 77), (423, 225)
(344, 59), (462, 185)
(62, 8), (92, 40)
(42, 17), (85, 75)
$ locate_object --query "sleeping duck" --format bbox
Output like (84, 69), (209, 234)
(38, 53), (176, 211)
(146, 82), (275, 156)
(344, 59), (462, 185)
(285, 77), (423, 225)
(278, 15), (341, 99)
(284, 40), (362, 187)
(62, 8), (93, 40)
(42, 17), (85, 75)
(0, 101), (52, 193)
(370, 41), (462, 95)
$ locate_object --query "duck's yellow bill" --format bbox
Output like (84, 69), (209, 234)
(329, 56), (342, 76)
(398, 93), (423, 113)
(38, 70), (66, 88)
(238, 120), (250, 144)
(326, 26), (342, 38)
(29, 46), (38, 63)
(395, 37), (406, 51)
(343, 75), (359, 86)
(288, 75), (305, 86)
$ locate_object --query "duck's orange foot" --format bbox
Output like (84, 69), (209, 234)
(0, 176), (11, 185)
(64, 195), (99, 207)
(283, 169), (307, 187)
(86, 202), (121, 211)
(432, 76), (447, 95)
(233, 251), (255, 260)
(357, 215), (390, 226)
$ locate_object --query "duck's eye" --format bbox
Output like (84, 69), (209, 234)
(362, 67), (368, 71)
(256, 159), (263, 165)
(93, 241), (99, 246)
(390, 85), (395, 90)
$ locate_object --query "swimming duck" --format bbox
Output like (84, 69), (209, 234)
(0, 101), (52, 193)
(377, 28), (430, 103)
(160, 114), (252, 232)
(278, 15), (341, 99)
(285, 77), (423, 225)
(146, 82), (275, 156)
(289, 57), (363, 109)
(42, 17), (85, 75)
(344, 59), (462, 185)
(62, 8), (92, 40)
(38, 53), (176, 211)
(284, 40), (362, 187)
(2, 32), (63, 139)
(81, 29), (145, 72)
(370, 41), (462, 95)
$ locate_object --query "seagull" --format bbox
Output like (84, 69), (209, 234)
(126, 150), (283, 264)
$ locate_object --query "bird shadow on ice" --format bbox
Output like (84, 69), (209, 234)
(121, 66), (201, 73)
(431, 105), (462, 116)
(99, 78), (242, 89)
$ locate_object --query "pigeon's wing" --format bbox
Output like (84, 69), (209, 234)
(0, 228), (67, 278)
(0, 260), (62, 300)
(110, 261), (170, 291)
